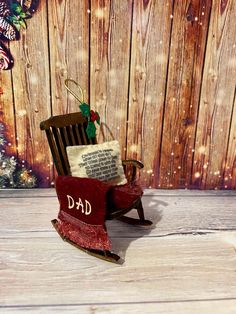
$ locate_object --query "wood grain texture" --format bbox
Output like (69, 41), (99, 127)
(127, 0), (172, 187)
(2, 300), (236, 314)
(90, 0), (133, 155)
(1, 191), (235, 238)
(192, 0), (236, 189)
(1, 188), (236, 198)
(0, 190), (235, 312)
(48, 0), (90, 115)
(0, 70), (16, 156)
(224, 90), (236, 189)
(1, 1), (236, 190)
(160, 0), (212, 188)
(9, 2), (52, 187)
(0, 234), (236, 305)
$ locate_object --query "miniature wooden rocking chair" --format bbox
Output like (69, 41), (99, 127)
(40, 79), (152, 263)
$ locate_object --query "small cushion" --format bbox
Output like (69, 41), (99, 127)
(66, 140), (127, 186)
(108, 183), (143, 210)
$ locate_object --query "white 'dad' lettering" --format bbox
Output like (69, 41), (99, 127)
(66, 195), (92, 215)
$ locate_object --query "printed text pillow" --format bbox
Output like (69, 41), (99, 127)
(66, 140), (127, 186)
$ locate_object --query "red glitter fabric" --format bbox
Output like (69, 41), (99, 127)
(55, 176), (112, 250)
(54, 176), (143, 250)
(56, 211), (111, 250)
(108, 183), (143, 210)
(56, 176), (112, 225)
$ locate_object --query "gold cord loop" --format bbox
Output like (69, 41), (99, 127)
(64, 79), (84, 104)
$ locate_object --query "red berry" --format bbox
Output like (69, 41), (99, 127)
(90, 110), (97, 122)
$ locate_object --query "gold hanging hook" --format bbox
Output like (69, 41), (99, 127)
(64, 79), (84, 104)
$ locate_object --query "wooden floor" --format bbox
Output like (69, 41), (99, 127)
(0, 189), (236, 313)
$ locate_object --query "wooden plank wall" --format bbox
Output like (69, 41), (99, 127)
(0, 0), (235, 189)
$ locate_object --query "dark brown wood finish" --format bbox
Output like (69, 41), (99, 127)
(40, 112), (93, 176)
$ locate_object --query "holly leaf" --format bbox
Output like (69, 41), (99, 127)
(79, 103), (90, 117)
(26, 12), (32, 18)
(16, 24), (21, 31)
(95, 111), (100, 125)
(86, 122), (96, 139)
(10, 19), (21, 31)
(7, 14), (26, 30)
(19, 19), (27, 29)
(7, 15), (17, 23)
(11, 3), (23, 15)
(20, 12), (28, 19)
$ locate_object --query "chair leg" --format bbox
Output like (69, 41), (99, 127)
(136, 199), (145, 221)
(117, 199), (152, 226)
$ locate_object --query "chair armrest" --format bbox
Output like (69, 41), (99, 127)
(122, 159), (144, 169)
(122, 159), (144, 182)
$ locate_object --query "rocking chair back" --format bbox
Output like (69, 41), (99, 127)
(40, 112), (97, 176)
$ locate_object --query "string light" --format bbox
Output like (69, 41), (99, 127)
(115, 109), (126, 119)
(198, 146), (206, 154)
(95, 8), (104, 19)
(17, 109), (27, 117)
(145, 95), (152, 104)
(129, 144), (138, 153)
(30, 74), (38, 85)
